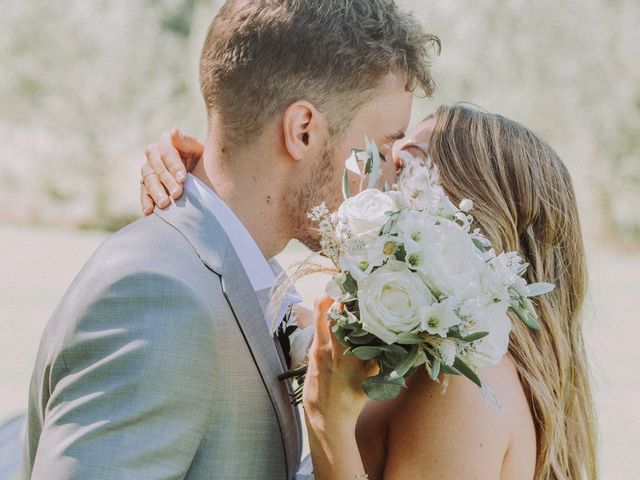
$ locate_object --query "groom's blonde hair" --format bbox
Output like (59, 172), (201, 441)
(199, 0), (439, 151)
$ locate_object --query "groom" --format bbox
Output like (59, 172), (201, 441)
(23, 1), (436, 478)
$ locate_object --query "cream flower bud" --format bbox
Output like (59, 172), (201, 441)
(459, 199), (474, 213)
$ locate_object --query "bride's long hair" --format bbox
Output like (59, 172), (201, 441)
(428, 104), (597, 479)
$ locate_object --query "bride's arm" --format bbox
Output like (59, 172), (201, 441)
(303, 298), (378, 480)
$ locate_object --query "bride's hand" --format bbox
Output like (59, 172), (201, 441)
(303, 297), (379, 433)
(140, 128), (204, 215)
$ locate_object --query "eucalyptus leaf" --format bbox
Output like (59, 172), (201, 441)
(440, 364), (461, 376)
(352, 346), (386, 360)
(342, 167), (351, 200)
(430, 357), (441, 380)
(472, 238), (488, 252)
(347, 333), (378, 345)
(462, 331), (490, 343)
(511, 299), (541, 330)
(394, 346), (421, 377)
(453, 356), (482, 387)
(366, 138), (382, 189)
(381, 344), (410, 366)
(446, 329), (464, 340)
(396, 332), (427, 344)
(342, 273), (358, 296)
(362, 373), (405, 401)
(527, 282), (555, 297)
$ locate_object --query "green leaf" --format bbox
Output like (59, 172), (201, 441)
(430, 357), (441, 380)
(453, 356), (482, 387)
(362, 373), (405, 401)
(462, 331), (490, 343)
(524, 311), (541, 330)
(396, 332), (427, 344)
(342, 168), (351, 200)
(394, 346), (421, 377)
(510, 299), (541, 330)
(394, 245), (407, 262)
(342, 273), (358, 296)
(347, 333), (378, 345)
(527, 282), (555, 297)
(366, 139), (382, 189)
(381, 344), (410, 366)
(352, 346), (386, 360)
(472, 238), (488, 252)
(447, 329), (464, 340)
(440, 364), (461, 376)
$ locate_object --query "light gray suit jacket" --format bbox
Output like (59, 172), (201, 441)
(22, 186), (302, 479)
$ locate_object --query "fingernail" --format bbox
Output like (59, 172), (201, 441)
(159, 196), (168, 206)
(176, 171), (186, 182)
(170, 186), (180, 196)
(177, 129), (184, 139)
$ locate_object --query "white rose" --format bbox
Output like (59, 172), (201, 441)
(288, 324), (315, 369)
(459, 299), (512, 367)
(358, 260), (436, 344)
(415, 219), (489, 300)
(338, 189), (397, 243)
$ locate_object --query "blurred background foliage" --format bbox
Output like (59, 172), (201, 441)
(1, 2), (639, 478)
(0, 0), (638, 241)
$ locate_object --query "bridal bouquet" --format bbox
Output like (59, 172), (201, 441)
(286, 140), (554, 403)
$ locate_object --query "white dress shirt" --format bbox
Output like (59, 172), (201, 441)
(186, 174), (313, 477)
(186, 174), (301, 332)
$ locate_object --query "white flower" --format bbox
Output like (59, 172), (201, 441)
(436, 338), (458, 366)
(358, 260), (436, 344)
(459, 199), (474, 213)
(289, 324), (315, 369)
(339, 235), (395, 281)
(488, 252), (529, 297)
(459, 299), (512, 367)
(414, 219), (489, 300)
(419, 297), (461, 337)
(392, 210), (437, 245)
(339, 252), (372, 282)
(325, 273), (350, 301)
(337, 189), (397, 243)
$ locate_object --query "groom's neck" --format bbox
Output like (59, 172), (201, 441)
(192, 141), (290, 260)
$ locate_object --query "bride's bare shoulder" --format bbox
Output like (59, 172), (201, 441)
(382, 355), (535, 479)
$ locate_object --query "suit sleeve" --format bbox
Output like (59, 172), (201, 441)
(30, 270), (217, 480)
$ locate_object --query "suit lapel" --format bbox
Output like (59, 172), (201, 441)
(155, 187), (301, 478)
(221, 248), (301, 479)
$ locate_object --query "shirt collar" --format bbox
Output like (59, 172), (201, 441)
(186, 174), (276, 292)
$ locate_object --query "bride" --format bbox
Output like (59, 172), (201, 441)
(139, 104), (597, 479)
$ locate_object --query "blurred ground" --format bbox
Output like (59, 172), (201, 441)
(0, 224), (638, 478)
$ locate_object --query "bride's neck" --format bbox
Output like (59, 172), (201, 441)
(192, 147), (290, 260)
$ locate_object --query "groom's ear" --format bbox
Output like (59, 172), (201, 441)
(282, 101), (326, 161)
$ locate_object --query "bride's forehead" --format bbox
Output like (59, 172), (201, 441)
(394, 116), (436, 151)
